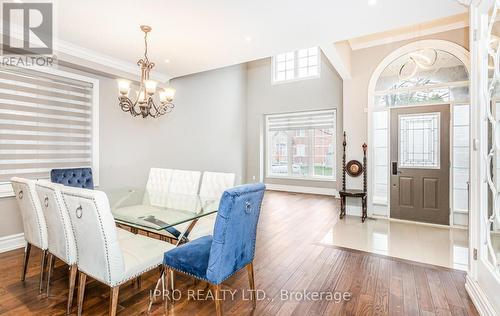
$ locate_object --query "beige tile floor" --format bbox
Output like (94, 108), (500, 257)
(321, 215), (469, 271)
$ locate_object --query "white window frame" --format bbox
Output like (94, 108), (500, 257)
(272, 47), (321, 84)
(0, 65), (100, 198)
(265, 109), (336, 182)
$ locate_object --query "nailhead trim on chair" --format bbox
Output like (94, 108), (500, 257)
(61, 192), (113, 285)
(113, 263), (162, 287)
(12, 180), (48, 251)
(205, 189), (264, 284)
(166, 192), (265, 286)
(38, 182), (76, 265)
(62, 191), (168, 287)
(60, 194), (80, 263)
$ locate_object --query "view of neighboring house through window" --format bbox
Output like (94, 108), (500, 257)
(266, 110), (335, 180)
(273, 47), (320, 83)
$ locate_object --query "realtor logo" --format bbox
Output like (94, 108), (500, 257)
(2, 2), (53, 55)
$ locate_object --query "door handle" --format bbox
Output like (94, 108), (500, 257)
(392, 161), (399, 175)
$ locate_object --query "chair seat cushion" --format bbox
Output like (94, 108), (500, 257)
(163, 235), (212, 281)
(114, 233), (175, 286)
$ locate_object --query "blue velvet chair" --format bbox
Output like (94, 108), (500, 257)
(163, 183), (266, 316)
(50, 168), (94, 189)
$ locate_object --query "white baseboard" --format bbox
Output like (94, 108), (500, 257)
(0, 233), (26, 253)
(265, 183), (338, 197)
(466, 275), (497, 316)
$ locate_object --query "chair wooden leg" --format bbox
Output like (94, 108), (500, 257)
(39, 249), (47, 293)
(212, 284), (223, 316)
(77, 273), (87, 316)
(67, 264), (77, 314)
(246, 262), (256, 308)
(109, 286), (120, 316)
(46, 253), (55, 297)
(21, 243), (31, 282)
(164, 268), (170, 312)
(170, 270), (175, 291)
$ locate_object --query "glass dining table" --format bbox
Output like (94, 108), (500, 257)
(103, 187), (221, 244)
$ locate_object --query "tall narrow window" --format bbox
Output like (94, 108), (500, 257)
(266, 110), (335, 180)
(273, 47), (320, 83)
(0, 66), (98, 196)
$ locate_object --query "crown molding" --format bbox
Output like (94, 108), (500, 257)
(1, 22), (171, 82)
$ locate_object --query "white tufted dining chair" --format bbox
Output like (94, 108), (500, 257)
(178, 171), (235, 240)
(11, 177), (49, 293)
(34, 181), (78, 313)
(142, 168), (173, 208)
(59, 185), (174, 316)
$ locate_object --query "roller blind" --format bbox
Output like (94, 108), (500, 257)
(0, 66), (94, 182)
(267, 109), (335, 131)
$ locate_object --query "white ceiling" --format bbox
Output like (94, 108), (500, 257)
(52, 0), (466, 79)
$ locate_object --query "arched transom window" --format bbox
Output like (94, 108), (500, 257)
(374, 49), (469, 108)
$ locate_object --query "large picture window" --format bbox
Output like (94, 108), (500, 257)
(266, 110), (335, 180)
(0, 66), (99, 197)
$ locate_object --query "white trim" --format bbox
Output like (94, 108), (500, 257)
(348, 13), (469, 51)
(265, 183), (338, 197)
(0, 233), (26, 253)
(366, 40), (470, 220)
(0, 183), (14, 198)
(4, 22), (171, 82)
(465, 276), (497, 316)
(266, 176), (335, 182)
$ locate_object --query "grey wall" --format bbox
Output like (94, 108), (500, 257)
(246, 53), (343, 189)
(0, 52), (342, 238)
(0, 63), (247, 237)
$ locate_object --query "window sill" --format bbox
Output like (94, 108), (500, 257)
(271, 74), (320, 85)
(0, 183), (14, 198)
(265, 176), (336, 182)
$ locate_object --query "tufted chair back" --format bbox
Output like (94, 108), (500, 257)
(167, 169), (201, 211)
(51, 168), (94, 189)
(206, 183), (265, 284)
(143, 168), (173, 207)
(199, 172), (235, 199)
(35, 181), (77, 265)
(169, 169), (201, 195)
(11, 177), (48, 250)
(60, 186), (125, 286)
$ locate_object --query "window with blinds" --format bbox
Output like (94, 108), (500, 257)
(266, 110), (336, 179)
(0, 66), (96, 192)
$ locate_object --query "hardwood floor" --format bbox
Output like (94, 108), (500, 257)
(0, 191), (477, 315)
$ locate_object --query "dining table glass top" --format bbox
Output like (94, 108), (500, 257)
(103, 187), (221, 232)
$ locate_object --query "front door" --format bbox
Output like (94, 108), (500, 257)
(390, 105), (450, 225)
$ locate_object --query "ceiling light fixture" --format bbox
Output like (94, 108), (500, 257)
(368, 0), (377, 5)
(117, 25), (175, 118)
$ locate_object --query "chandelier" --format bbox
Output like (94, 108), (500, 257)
(117, 25), (175, 118)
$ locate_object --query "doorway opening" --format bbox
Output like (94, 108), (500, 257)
(367, 40), (470, 227)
